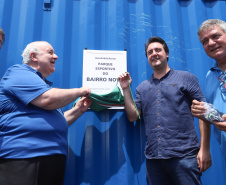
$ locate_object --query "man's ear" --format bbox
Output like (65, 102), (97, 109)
(30, 52), (38, 62)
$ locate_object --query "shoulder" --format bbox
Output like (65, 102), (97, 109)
(173, 69), (198, 80)
(173, 69), (196, 77)
(137, 79), (150, 90)
(4, 64), (33, 76)
(2, 64), (44, 89)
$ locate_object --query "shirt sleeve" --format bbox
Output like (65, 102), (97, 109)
(2, 66), (51, 105)
(185, 73), (205, 102)
(135, 86), (142, 111)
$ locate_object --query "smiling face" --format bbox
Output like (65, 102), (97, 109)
(199, 25), (226, 64)
(33, 42), (58, 78)
(146, 42), (169, 71)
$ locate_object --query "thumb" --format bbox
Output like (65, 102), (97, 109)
(222, 114), (226, 120)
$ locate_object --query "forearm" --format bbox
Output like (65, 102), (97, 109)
(64, 107), (83, 126)
(199, 119), (211, 151)
(197, 119), (212, 172)
(31, 88), (85, 110)
(123, 88), (140, 122)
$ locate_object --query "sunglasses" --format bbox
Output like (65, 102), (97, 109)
(217, 73), (226, 94)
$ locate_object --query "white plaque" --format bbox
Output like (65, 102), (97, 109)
(83, 50), (127, 94)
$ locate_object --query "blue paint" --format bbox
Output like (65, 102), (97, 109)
(0, 0), (226, 184)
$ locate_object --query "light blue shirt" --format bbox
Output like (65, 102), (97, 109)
(206, 62), (226, 158)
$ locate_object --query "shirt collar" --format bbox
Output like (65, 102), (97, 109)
(22, 63), (53, 86)
(210, 61), (222, 73)
(150, 68), (173, 82)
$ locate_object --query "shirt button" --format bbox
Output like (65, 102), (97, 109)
(158, 125), (160, 127)
(158, 101), (160, 103)
(158, 138), (161, 140)
(158, 90), (160, 92)
(157, 113), (160, 115)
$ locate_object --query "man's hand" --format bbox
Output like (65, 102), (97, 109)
(79, 86), (91, 97)
(213, 115), (226, 131)
(75, 97), (92, 114)
(197, 148), (212, 172)
(118, 72), (132, 90)
(191, 100), (206, 119)
(64, 97), (92, 126)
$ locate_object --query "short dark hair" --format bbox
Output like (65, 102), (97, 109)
(145, 36), (169, 58)
(0, 27), (5, 45)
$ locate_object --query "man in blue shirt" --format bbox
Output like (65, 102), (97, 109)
(0, 41), (91, 185)
(192, 19), (226, 178)
(118, 37), (205, 185)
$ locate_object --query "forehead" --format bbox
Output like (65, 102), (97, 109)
(38, 42), (54, 52)
(200, 25), (225, 40)
(147, 42), (163, 50)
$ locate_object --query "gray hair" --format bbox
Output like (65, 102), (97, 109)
(197, 19), (226, 41)
(21, 41), (47, 64)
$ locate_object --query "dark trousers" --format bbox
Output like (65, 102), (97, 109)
(146, 154), (202, 185)
(0, 154), (66, 185)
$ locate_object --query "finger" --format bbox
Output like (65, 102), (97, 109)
(192, 99), (202, 105)
(198, 160), (203, 172)
(222, 115), (226, 120)
(192, 99), (199, 104)
(197, 157), (200, 168)
(193, 104), (206, 110)
(191, 107), (206, 114)
(213, 121), (226, 131)
(85, 99), (92, 106)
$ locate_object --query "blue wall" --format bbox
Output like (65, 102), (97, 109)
(0, 0), (226, 184)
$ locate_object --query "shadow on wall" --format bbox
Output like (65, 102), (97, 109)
(201, 0), (224, 8)
(127, 0), (139, 3)
(177, 0), (192, 7)
(153, 0), (167, 5)
(64, 110), (146, 185)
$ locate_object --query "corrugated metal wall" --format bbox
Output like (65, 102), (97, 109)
(0, 0), (226, 184)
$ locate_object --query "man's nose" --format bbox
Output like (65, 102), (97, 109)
(53, 53), (58, 59)
(208, 39), (216, 46)
(152, 51), (158, 56)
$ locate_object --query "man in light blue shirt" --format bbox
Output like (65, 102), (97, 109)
(192, 19), (226, 174)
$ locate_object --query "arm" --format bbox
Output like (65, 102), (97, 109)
(30, 86), (91, 110)
(197, 119), (212, 172)
(118, 73), (140, 122)
(192, 100), (226, 131)
(64, 97), (92, 126)
(191, 100), (212, 172)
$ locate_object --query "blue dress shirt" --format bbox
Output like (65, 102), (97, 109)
(135, 69), (205, 159)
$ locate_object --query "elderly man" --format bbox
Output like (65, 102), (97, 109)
(0, 27), (5, 49)
(192, 19), (226, 173)
(0, 41), (91, 185)
(119, 36), (205, 185)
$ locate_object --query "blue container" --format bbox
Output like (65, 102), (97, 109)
(0, 0), (226, 184)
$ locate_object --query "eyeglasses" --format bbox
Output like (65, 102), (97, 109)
(217, 73), (226, 93)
